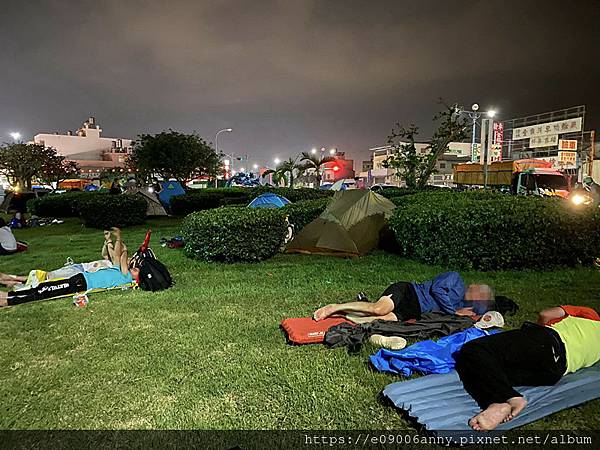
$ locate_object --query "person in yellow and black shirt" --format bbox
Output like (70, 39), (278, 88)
(455, 305), (600, 431)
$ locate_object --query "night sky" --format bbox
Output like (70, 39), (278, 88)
(1, 0), (599, 166)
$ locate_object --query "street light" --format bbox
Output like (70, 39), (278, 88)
(329, 148), (336, 155)
(9, 132), (21, 141)
(215, 127), (233, 178)
(311, 148), (317, 154)
(274, 158), (281, 165)
(457, 104), (496, 162)
(253, 164), (259, 170)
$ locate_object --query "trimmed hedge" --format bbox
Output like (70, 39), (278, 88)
(78, 195), (147, 229)
(171, 187), (333, 216)
(181, 207), (287, 263)
(171, 192), (224, 216)
(27, 192), (100, 217)
(389, 192), (600, 270)
(280, 197), (330, 231)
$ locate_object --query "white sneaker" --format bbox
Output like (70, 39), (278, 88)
(369, 334), (407, 350)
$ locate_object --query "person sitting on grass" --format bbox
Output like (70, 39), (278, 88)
(313, 271), (494, 323)
(0, 228), (140, 308)
(455, 305), (600, 431)
(0, 218), (18, 256)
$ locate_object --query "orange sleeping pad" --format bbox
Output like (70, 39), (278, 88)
(281, 316), (352, 345)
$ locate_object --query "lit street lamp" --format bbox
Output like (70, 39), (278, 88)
(274, 158), (281, 165)
(215, 127), (233, 176)
(9, 132), (21, 142)
(457, 104), (496, 163)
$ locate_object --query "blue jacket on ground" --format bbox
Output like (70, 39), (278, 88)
(411, 271), (466, 315)
(370, 328), (498, 377)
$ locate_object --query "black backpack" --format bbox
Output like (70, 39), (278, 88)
(131, 232), (173, 292)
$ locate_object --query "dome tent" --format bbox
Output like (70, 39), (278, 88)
(248, 193), (291, 209)
(285, 190), (395, 257)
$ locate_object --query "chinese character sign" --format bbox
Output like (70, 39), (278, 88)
(493, 122), (504, 161)
(529, 135), (558, 148)
(558, 139), (578, 151)
(558, 151), (577, 168)
(512, 117), (582, 140)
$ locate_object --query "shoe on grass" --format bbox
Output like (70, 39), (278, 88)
(369, 334), (407, 350)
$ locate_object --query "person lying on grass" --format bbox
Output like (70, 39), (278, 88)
(313, 271), (494, 323)
(455, 305), (600, 431)
(0, 228), (140, 308)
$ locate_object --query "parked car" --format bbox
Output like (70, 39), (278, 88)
(370, 183), (399, 192)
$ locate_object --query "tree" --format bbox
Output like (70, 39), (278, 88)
(298, 152), (336, 186)
(263, 158), (305, 187)
(127, 130), (222, 183)
(0, 143), (60, 190)
(38, 155), (79, 189)
(382, 103), (468, 189)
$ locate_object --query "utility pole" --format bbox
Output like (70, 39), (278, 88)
(589, 130), (596, 177)
(480, 118), (494, 188)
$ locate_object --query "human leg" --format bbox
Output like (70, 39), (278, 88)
(314, 296), (396, 321)
(1, 274), (87, 307)
(456, 326), (563, 431)
(102, 230), (116, 261)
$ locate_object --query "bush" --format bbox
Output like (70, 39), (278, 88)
(280, 197), (330, 231)
(170, 187), (333, 216)
(27, 192), (100, 217)
(389, 192), (600, 270)
(79, 195), (147, 229)
(171, 192), (224, 216)
(181, 207), (287, 263)
(376, 185), (443, 200)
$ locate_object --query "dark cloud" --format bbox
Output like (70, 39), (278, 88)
(1, 0), (599, 165)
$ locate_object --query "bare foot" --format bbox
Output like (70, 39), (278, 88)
(0, 292), (8, 308)
(469, 403), (511, 431)
(313, 304), (340, 321)
(504, 396), (527, 422)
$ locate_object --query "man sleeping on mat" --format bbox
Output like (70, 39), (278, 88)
(455, 305), (600, 431)
(313, 271), (494, 323)
(0, 228), (140, 307)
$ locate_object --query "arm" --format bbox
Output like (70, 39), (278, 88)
(430, 272), (465, 315)
(538, 307), (566, 325)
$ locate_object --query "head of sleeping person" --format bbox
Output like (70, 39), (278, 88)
(464, 284), (495, 315)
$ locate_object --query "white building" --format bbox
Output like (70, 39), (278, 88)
(33, 117), (134, 174)
(361, 142), (471, 186)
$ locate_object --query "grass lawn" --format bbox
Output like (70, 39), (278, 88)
(1, 217), (599, 430)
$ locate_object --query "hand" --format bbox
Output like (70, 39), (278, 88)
(455, 307), (475, 316)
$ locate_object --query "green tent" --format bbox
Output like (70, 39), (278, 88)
(286, 190), (396, 257)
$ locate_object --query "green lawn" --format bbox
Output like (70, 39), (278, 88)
(1, 218), (599, 430)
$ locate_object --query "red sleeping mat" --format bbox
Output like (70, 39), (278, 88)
(281, 316), (352, 345)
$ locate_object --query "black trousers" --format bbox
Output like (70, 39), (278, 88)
(455, 323), (566, 409)
(381, 281), (422, 321)
(7, 273), (87, 306)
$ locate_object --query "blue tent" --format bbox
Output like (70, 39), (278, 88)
(158, 181), (186, 206)
(248, 193), (291, 208)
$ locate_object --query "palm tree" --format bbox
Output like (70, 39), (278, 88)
(262, 158), (304, 187)
(299, 152), (336, 186)
(262, 167), (288, 186)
